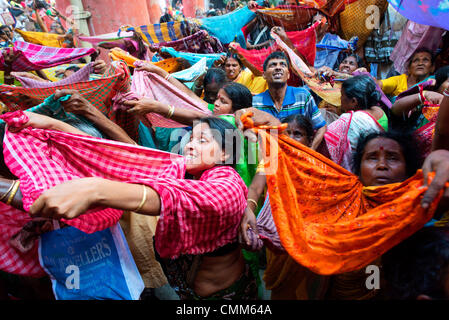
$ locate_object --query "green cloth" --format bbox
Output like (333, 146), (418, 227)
(378, 112), (389, 131)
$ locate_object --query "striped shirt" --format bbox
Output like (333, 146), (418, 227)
(252, 86), (326, 129)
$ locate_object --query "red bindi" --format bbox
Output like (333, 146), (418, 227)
(379, 146), (384, 151)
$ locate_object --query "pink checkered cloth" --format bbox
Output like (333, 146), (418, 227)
(0, 41), (96, 71)
(0, 110), (246, 269)
(113, 60), (212, 128)
(0, 203), (46, 277)
(14, 63), (94, 88)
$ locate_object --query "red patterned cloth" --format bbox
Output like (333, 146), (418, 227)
(0, 61), (138, 140)
(1, 41), (96, 71)
(0, 203), (46, 277)
(235, 22), (318, 72)
(0, 110), (247, 277)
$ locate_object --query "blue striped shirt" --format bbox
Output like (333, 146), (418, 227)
(252, 86), (326, 129)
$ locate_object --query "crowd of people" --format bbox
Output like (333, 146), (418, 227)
(0, 0), (448, 301)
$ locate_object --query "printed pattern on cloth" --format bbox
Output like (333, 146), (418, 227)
(133, 21), (192, 44)
(0, 202), (46, 277)
(116, 60), (211, 128)
(160, 47), (226, 68)
(235, 22), (318, 72)
(152, 30), (224, 54)
(0, 41), (96, 71)
(1, 110), (247, 259)
(0, 61), (138, 140)
(240, 113), (441, 275)
(273, 32), (342, 106)
(14, 63), (94, 88)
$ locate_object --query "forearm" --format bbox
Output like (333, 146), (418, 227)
(247, 173), (266, 208)
(154, 102), (206, 126)
(432, 94), (449, 151)
(391, 94), (421, 117)
(93, 178), (161, 215)
(311, 125), (327, 150)
(239, 55), (263, 77)
(83, 108), (136, 144)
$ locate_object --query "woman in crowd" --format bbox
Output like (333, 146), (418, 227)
(323, 75), (388, 171)
(378, 48), (435, 99)
(0, 111), (257, 300)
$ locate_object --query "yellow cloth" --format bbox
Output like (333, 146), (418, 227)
(119, 212), (168, 288)
(16, 29), (63, 47)
(235, 69), (268, 95)
(40, 64), (86, 82)
(339, 0), (388, 47)
(381, 74), (408, 97)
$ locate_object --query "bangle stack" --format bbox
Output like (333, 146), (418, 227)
(443, 88), (449, 98)
(0, 180), (20, 205)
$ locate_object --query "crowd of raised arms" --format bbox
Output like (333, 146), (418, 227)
(0, 0), (448, 301)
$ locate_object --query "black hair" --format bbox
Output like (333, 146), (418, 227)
(0, 25), (11, 35)
(225, 52), (244, 69)
(159, 13), (173, 23)
(382, 227), (449, 300)
(281, 114), (314, 142)
(407, 47), (435, 68)
(352, 130), (420, 178)
(203, 68), (228, 103)
(435, 65), (449, 91)
(221, 82), (252, 112)
(342, 75), (381, 110)
(204, 67), (227, 88)
(263, 51), (290, 72)
(196, 117), (242, 167)
(340, 53), (365, 69)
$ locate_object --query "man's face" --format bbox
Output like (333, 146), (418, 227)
(263, 58), (290, 86)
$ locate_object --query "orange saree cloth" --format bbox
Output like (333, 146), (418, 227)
(109, 48), (183, 73)
(241, 113), (441, 275)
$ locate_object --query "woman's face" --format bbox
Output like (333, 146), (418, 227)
(213, 89), (233, 115)
(285, 122), (311, 146)
(224, 57), (241, 81)
(438, 77), (449, 94)
(183, 122), (227, 176)
(340, 88), (358, 113)
(339, 56), (359, 74)
(359, 137), (408, 187)
(408, 52), (434, 78)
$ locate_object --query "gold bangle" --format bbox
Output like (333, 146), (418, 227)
(0, 181), (16, 202)
(134, 184), (147, 213)
(167, 105), (175, 119)
(6, 180), (20, 206)
(247, 198), (258, 210)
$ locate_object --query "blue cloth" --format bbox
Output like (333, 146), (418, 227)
(252, 86), (326, 129)
(199, 5), (256, 47)
(171, 57), (207, 82)
(160, 47), (225, 68)
(314, 33), (349, 69)
(39, 224), (144, 300)
(388, 0), (449, 32)
(138, 122), (156, 149)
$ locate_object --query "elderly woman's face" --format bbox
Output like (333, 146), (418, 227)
(339, 56), (359, 74)
(408, 52), (434, 78)
(183, 122), (227, 176)
(359, 138), (408, 187)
